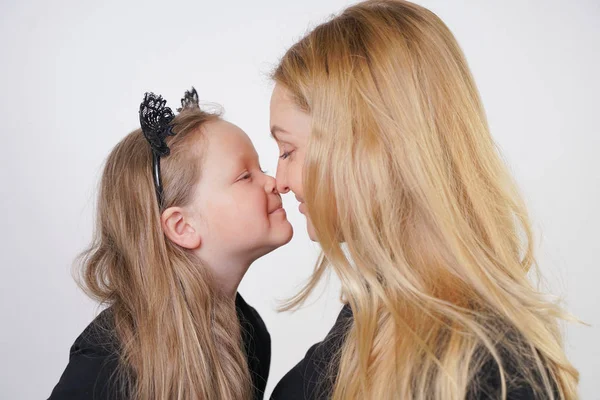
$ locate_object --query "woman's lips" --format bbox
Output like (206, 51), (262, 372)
(299, 202), (307, 214)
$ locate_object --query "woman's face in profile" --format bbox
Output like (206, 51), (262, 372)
(269, 83), (317, 241)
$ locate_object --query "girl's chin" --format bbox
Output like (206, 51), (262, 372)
(272, 221), (294, 247)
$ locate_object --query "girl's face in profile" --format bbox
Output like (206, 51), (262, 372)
(269, 84), (316, 241)
(169, 119), (293, 288)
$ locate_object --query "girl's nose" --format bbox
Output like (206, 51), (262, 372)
(264, 175), (278, 194)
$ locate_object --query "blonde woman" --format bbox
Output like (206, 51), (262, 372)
(269, 1), (578, 399)
(49, 88), (292, 399)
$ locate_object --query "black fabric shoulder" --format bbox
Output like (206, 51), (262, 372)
(50, 297), (271, 400)
(467, 340), (555, 400)
(236, 293), (270, 341)
(236, 293), (272, 400)
(270, 304), (352, 400)
(272, 305), (556, 400)
(48, 307), (123, 400)
(74, 308), (118, 355)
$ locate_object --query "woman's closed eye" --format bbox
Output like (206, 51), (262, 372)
(280, 150), (294, 160)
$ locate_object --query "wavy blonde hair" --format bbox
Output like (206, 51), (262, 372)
(75, 108), (252, 399)
(273, 1), (578, 399)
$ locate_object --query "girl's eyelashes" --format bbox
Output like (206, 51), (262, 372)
(239, 171), (252, 181)
(237, 166), (267, 182)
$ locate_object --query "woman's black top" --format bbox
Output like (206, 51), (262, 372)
(271, 304), (545, 400)
(49, 294), (271, 400)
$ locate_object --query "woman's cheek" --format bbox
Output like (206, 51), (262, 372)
(293, 163), (305, 195)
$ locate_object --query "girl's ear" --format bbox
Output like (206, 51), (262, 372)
(161, 207), (201, 250)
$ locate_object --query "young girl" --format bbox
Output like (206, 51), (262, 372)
(268, 1), (578, 399)
(49, 88), (292, 400)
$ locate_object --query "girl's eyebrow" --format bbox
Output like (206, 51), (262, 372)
(233, 150), (260, 170)
(228, 155), (246, 173)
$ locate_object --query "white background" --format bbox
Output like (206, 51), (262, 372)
(0, 0), (598, 398)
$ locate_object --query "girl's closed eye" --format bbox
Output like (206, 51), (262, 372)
(239, 168), (267, 181)
(238, 171), (252, 181)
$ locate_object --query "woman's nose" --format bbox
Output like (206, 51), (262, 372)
(275, 166), (290, 194)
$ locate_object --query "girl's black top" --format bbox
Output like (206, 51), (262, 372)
(49, 294), (271, 400)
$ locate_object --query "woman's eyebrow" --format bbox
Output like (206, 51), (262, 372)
(270, 125), (289, 141)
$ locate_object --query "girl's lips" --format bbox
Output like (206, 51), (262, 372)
(269, 204), (284, 214)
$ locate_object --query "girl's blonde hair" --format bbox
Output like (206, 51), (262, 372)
(76, 108), (252, 399)
(273, 1), (578, 398)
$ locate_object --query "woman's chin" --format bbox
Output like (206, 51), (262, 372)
(306, 221), (318, 242)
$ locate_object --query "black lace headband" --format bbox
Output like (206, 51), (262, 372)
(139, 87), (200, 207)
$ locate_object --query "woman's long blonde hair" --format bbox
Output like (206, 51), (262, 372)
(75, 108), (252, 399)
(273, 1), (578, 398)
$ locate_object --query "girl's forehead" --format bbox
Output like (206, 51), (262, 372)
(202, 121), (258, 166)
